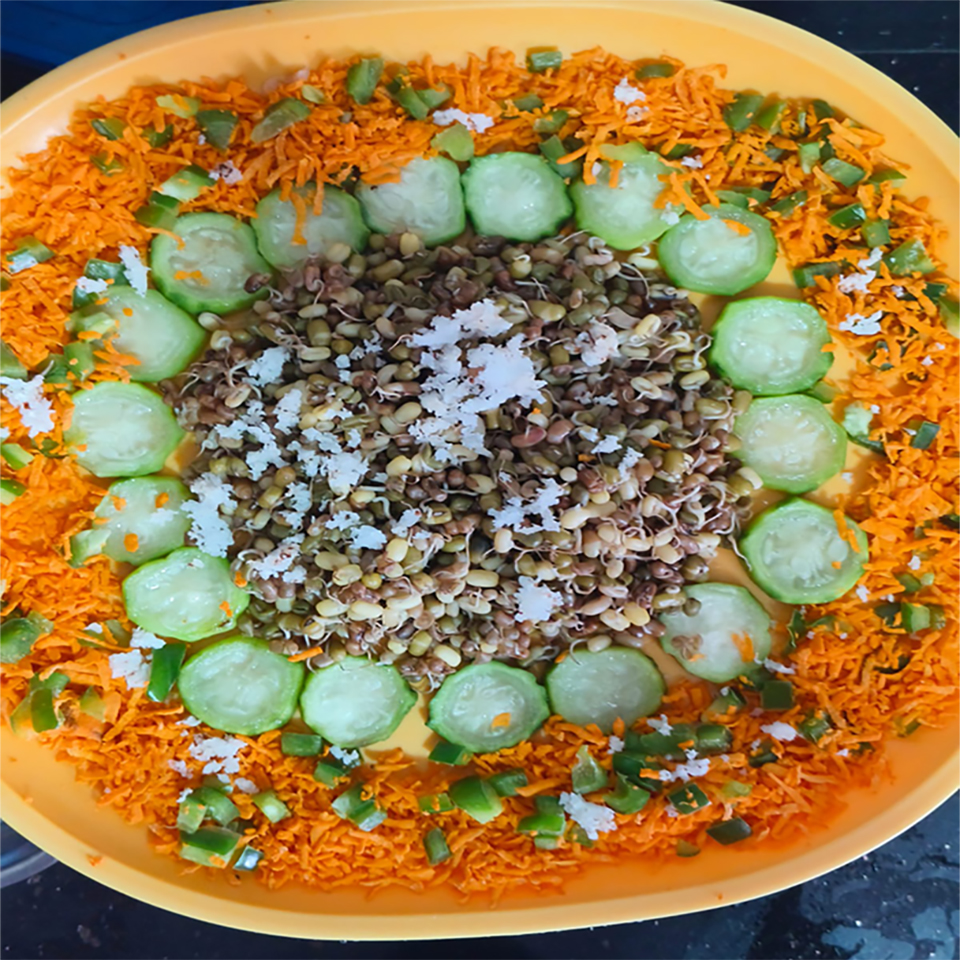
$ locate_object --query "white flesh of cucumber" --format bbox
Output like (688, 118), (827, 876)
(545, 647), (665, 734)
(299, 656), (416, 748)
(357, 157), (465, 246)
(178, 636), (304, 735)
(660, 583), (773, 683)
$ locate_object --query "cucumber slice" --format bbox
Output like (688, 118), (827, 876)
(545, 648), (665, 734)
(122, 547), (250, 642)
(65, 382), (184, 478)
(734, 395), (847, 493)
(657, 204), (777, 295)
(357, 157), (465, 246)
(73, 287), (205, 382)
(740, 498), (869, 604)
(300, 656), (416, 748)
(427, 662), (550, 752)
(709, 297), (833, 395)
(150, 213), (273, 315)
(253, 184), (370, 270)
(570, 152), (673, 250)
(462, 152), (572, 242)
(178, 636), (304, 735)
(71, 476), (192, 566)
(660, 583), (773, 683)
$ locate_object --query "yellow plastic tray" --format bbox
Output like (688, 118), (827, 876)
(1, 0), (957, 940)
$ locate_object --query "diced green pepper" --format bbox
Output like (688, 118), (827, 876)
(252, 789), (291, 823)
(177, 793), (207, 833)
(884, 238), (936, 276)
(723, 92), (764, 132)
(29, 670), (69, 697)
(0, 442), (33, 470)
(770, 190), (808, 216)
(431, 122), (475, 162)
(299, 85), (326, 105)
(798, 713), (832, 744)
(565, 822), (594, 847)
(793, 259), (847, 287)
(331, 782), (386, 831)
(662, 143), (694, 160)
(313, 757), (349, 787)
(0, 273), (9, 292)
(720, 780), (753, 799)
(704, 687), (746, 719)
(867, 168), (906, 185)
(134, 192), (181, 231)
(695, 723), (733, 754)
(30, 688), (59, 732)
(448, 776), (503, 824)
(195, 110), (238, 151)
(147, 642), (186, 703)
(539, 134), (583, 179)
(760, 680), (795, 711)
(676, 838), (701, 857)
(822, 157), (865, 186)
(179, 826), (241, 866)
(901, 603), (931, 633)
(158, 164), (215, 202)
(78, 686), (105, 721)
(5, 236), (54, 275)
(429, 739), (473, 765)
(811, 99), (834, 121)
(636, 61), (675, 79)
(143, 124), (174, 148)
(910, 420), (940, 449)
(345, 58), (384, 105)
(571, 745), (608, 795)
(714, 186), (771, 208)
(423, 826), (451, 865)
(941, 298), (960, 339)
(91, 154), (124, 176)
(749, 743), (778, 767)
(233, 846), (264, 871)
(611, 751), (663, 792)
(605, 774), (649, 814)
(192, 786), (239, 826)
(797, 141), (821, 173)
(861, 219), (891, 247)
(251, 98), (312, 143)
(533, 109), (569, 135)
(513, 94), (545, 112)
(668, 783), (710, 815)
(487, 768), (528, 797)
(518, 796), (566, 838)
(0, 615), (48, 664)
(0, 340), (28, 379)
(90, 118), (126, 140)
(706, 817), (752, 845)
(1, 478), (27, 505)
(416, 86), (451, 110)
(281, 732), (324, 756)
(756, 99), (787, 133)
(827, 203), (866, 229)
(395, 85), (429, 120)
(156, 94), (201, 118)
(64, 342), (96, 384)
(527, 49), (563, 73)
(418, 792), (455, 814)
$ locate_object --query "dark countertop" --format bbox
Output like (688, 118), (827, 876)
(1, 3), (957, 958)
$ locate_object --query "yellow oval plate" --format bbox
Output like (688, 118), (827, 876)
(1, 0), (957, 940)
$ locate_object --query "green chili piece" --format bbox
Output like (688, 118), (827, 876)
(91, 154), (124, 176)
(513, 94), (545, 112)
(0, 273), (9, 291)
(704, 687), (747, 719)
(612, 751), (663, 792)
(571, 745), (608, 795)
(867, 167), (906, 185)
(192, 786), (239, 826)
(632, 724), (698, 760)
(811, 99), (834, 121)
(713, 193), (752, 211)
(418, 792), (455, 814)
(761, 680), (795, 711)
(252, 789), (291, 824)
(911, 420), (940, 449)
(565, 822), (593, 847)
(605, 775), (650, 814)
(534, 835), (561, 850)
(827, 202), (866, 229)
(345, 58), (384, 105)
(707, 817), (752, 845)
(819, 136), (836, 161)
(861, 219), (891, 247)
(159, 164), (215, 202)
(770, 190), (808, 216)
(785, 608), (807, 652)
(251, 98), (312, 143)
(134, 192), (181, 231)
(822, 157), (865, 186)
(143, 124), (174, 148)
(695, 723), (733, 754)
(756, 99), (787, 133)
(941, 298), (959, 338)
(724, 92), (764, 132)
(487, 768), (528, 797)
(1, 341), (27, 380)
(431, 122), (475, 161)
(156, 94), (201, 118)
(527, 49), (563, 73)
(0, 616), (47, 664)
(662, 142), (694, 160)
(416, 86), (451, 110)
(233, 846), (263, 871)
(428, 739), (473, 765)
(749, 743), (778, 768)
(313, 757), (349, 787)
(901, 603), (931, 633)
(299, 85), (325, 105)
(797, 141), (821, 173)
(806, 380), (840, 404)
(146, 642), (186, 703)
(874, 602), (901, 628)
(29, 671), (68, 697)
(91, 117), (125, 141)
(30, 688), (58, 733)
(281, 732), (324, 756)
(423, 826), (451, 865)
(714, 185), (772, 207)
(395, 85), (428, 120)
(179, 826), (241, 866)
(721, 780), (753, 799)
(1, 443), (33, 470)
(533, 109), (569, 135)
(667, 783), (709, 815)
(539, 134), (583, 178)
(518, 800), (566, 838)
(194, 109), (238, 151)
(177, 793), (207, 833)
(332, 783), (386, 832)
(63, 342), (96, 384)
(5, 236), (55, 275)
(792, 259), (847, 287)
(896, 572), (923, 593)
(78, 686), (105, 721)
(0, 479), (26, 505)
(636, 61), (675, 79)
(676, 838), (701, 857)
(798, 713), (832, 744)
(884, 238), (936, 276)
(449, 776), (503, 824)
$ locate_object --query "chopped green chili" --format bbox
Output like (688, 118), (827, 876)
(527, 49), (563, 73)
(861, 218), (891, 247)
(1, 479), (27, 506)
(533, 109), (569, 134)
(571, 745), (608, 795)
(940, 298), (960, 338)
(0, 273), (9, 291)
(695, 723), (733, 754)
(704, 687), (747, 718)
(534, 836), (561, 850)
(901, 603), (931, 633)
(720, 780), (753, 799)
(487, 768), (528, 797)
(1, 340), (28, 379)
(1, 614), (50, 664)
(146, 642), (186, 703)
(177, 793), (207, 833)
(313, 757), (350, 787)
(749, 743), (778, 768)
(5, 236), (55, 275)
(418, 792), (455, 815)
(661, 142), (694, 159)
(798, 713), (832, 744)
(565, 822), (593, 848)
(448, 776), (503, 824)
(179, 826), (241, 866)
(513, 93), (545, 112)
(895, 572), (923, 593)
(331, 783), (386, 831)
(667, 783), (710, 815)
(157, 94), (201, 118)
(792, 259), (848, 287)
(29, 671), (69, 697)
(30, 688), (59, 733)
(431, 122), (475, 161)
(251, 98), (311, 143)
(78, 687), (105, 721)
(191, 786), (239, 826)
(723, 92), (764, 132)
(867, 167), (906, 185)
(811, 99), (834, 120)
(605, 775), (650, 814)
(539, 134), (583, 178)
(233, 846), (263, 871)
(637, 61), (676, 79)
(194, 109), (237, 151)
(299, 85), (326, 104)
(718, 185), (773, 206)
(423, 826), (452, 865)
(158, 164), (215, 202)
(676, 838), (701, 857)
(763, 144), (786, 162)
(345, 58), (384, 105)
(280, 732), (324, 756)
(429, 739), (473, 765)
(797, 141), (821, 173)
(770, 190), (808, 216)
(822, 157), (865, 186)
(252, 789), (291, 823)
(874, 601), (901, 628)
(90, 117), (126, 141)
(518, 796), (567, 838)
(395, 85), (429, 120)
(134, 191), (181, 231)
(885, 237), (936, 275)
(911, 420), (940, 449)
(760, 680), (795, 711)
(785, 608), (807, 652)
(91, 154), (124, 176)
(611, 751), (663, 792)
(143, 124), (174, 148)
(707, 817), (752, 845)
(827, 202), (866, 229)
(756, 99), (787, 133)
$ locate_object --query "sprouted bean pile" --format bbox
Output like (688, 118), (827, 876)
(171, 232), (746, 682)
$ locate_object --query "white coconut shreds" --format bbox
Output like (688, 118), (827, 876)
(118, 245), (149, 295)
(178, 715), (202, 727)
(488, 478), (565, 533)
(182, 473), (235, 557)
(189, 735), (246, 775)
(760, 721), (798, 742)
(246, 346), (289, 387)
(659, 758), (711, 783)
(625, 105), (646, 122)
(329, 746), (360, 765)
(618, 446), (643, 479)
(855, 584), (870, 603)
(613, 77), (645, 105)
(273, 386), (303, 433)
(593, 434), (622, 455)
(559, 793), (618, 840)
(839, 310), (883, 336)
(392, 508), (421, 536)
(326, 510), (361, 530)
(108, 649), (150, 689)
(514, 576), (563, 623)
(0, 375), (55, 437)
(575, 321), (620, 366)
(648, 715), (673, 735)
(763, 658), (796, 676)
(432, 108), (495, 134)
(350, 525), (387, 550)
(680, 155), (704, 169)
(909, 554), (922, 571)
(247, 537), (304, 580)
(169, 760), (191, 777)
(130, 627), (165, 649)
(233, 778), (258, 794)
(209, 160), (243, 184)
(607, 735), (625, 755)
(74, 276), (109, 297)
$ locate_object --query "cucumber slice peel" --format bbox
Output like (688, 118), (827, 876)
(123, 547), (250, 642)
(427, 662), (550, 752)
(64, 382), (184, 478)
(709, 297), (833, 395)
(740, 498), (869, 604)
(545, 647), (665, 734)
(734, 395), (847, 493)
(659, 583), (773, 683)
(178, 636), (303, 735)
(300, 656), (416, 748)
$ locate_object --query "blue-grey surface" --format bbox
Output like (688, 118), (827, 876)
(0, 2), (957, 958)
